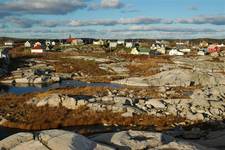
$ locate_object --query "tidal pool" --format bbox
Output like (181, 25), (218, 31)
(0, 80), (122, 95)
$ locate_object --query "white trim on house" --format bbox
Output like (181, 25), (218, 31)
(31, 49), (44, 53)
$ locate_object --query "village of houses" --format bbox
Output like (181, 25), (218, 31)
(1, 36), (225, 149)
(1, 36), (225, 60)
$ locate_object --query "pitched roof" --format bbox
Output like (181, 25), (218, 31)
(138, 47), (150, 52)
(67, 38), (77, 43)
(33, 45), (43, 49)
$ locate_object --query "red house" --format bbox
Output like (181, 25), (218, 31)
(208, 45), (221, 53)
(31, 42), (44, 53)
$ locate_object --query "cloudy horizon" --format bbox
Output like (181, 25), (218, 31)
(0, 0), (225, 39)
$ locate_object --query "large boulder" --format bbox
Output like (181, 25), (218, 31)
(0, 132), (34, 149)
(39, 94), (62, 107)
(90, 130), (212, 150)
(37, 130), (113, 150)
(90, 130), (174, 149)
(29, 94), (87, 110)
(61, 96), (77, 110)
(15, 78), (30, 84)
(0, 130), (113, 150)
(145, 99), (166, 109)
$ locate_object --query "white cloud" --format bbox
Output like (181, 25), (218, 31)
(0, 0), (87, 15)
(69, 17), (173, 26)
(176, 15), (225, 25)
(3, 15), (225, 29)
(89, 0), (124, 10)
(126, 26), (221, 33)
(100, 0), (124, 9)
(1, 25), (224, 39)
(69, 15), (225, 26)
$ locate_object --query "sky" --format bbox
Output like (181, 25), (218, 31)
(0, 0), (225, 39)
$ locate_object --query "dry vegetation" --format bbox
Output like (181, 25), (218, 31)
(1, 96), (185, 131)
(52, 58), (109, 75)
(76, 75), (126, 83)
(121, 54), (173, 76)
(9, 51), (113, 77)
(0, 85), (196, 131)
(2, 105), (185, 131)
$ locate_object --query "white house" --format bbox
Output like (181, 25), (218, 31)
(117, 40), (125, 45)
(179, 48), (191, 53)
(157, 47), (166, 54)
(125, 42), (133, 48)
(169, 49), (184, 56)
(156, 40), (161, 44)
(31, 42), (43, 53)
(151, 42), (165, 51)
(45, 40), (51, 46)
(150, 42), (166, 54)
(130, 47), (150, 55)
(4, 40), (14, 47)
(109, 42), (117, 48)
(93, 40), (104, 46)
(130, 48), (139, 55)
(218, 43), (225, 48)
(151, 44), (157, 50)
(51, 41), (56, 46)
(24, 41), (31, 48)
(176, 41), (189, 47)
(197, 51), (205, 56)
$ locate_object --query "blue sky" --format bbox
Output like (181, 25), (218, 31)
(0, 0), (225, 39)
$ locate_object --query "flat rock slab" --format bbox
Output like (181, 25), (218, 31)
(113, 69), (225, 87)
(0, 130), (217, 150)
(0, 130), (113, 150)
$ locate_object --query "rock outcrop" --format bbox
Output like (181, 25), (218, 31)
(26, 84), (225, 123)
(0, 130), (113, 150)
(1, 129), (220, 150)
(113, 56), (225, 87)
(0, 59), (61, 84)
(112, 68), (225, 87)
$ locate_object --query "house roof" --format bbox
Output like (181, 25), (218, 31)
(5, 40), (14, 43)
(208, 44), (219, 48)
(67, 38), (77, 43)
(33, 45), (43, 49)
